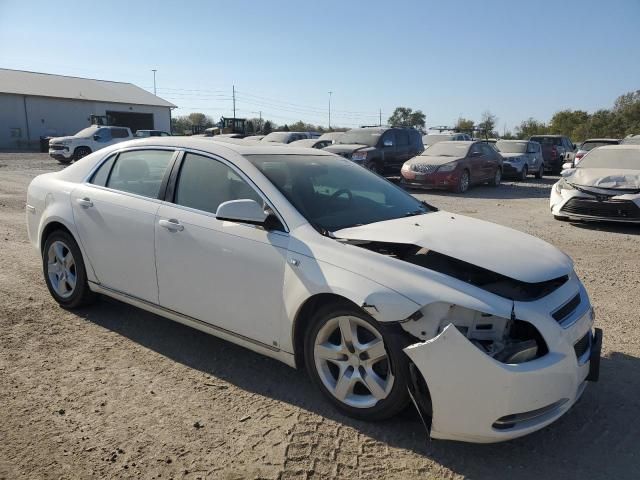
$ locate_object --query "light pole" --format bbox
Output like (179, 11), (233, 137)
(328, 91), (332, 129)
(151, 69), (157, 95)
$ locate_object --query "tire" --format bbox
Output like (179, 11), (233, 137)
(365, 160), (382, 174)
(489, 167), (502, 187)
(304, 303), (410, 421)
(56, 157), (72, 165)
(42, 230), (96, 309)
(453, 169), (470, 193)
(519, 165), (528, 181)
(73, 147), (92, 161)
(535, 163), (544, 179)
(554, 215), (570, 222)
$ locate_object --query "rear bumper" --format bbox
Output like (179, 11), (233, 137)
(404, 309), (600, 443)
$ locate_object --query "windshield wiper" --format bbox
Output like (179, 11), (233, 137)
(404, 210), (427, 217)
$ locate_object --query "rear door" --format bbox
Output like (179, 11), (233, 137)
(71, 148), (176, 303)
(480, 143), (499, 178)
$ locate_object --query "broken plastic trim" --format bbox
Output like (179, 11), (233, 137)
(348, 241), (568, 302)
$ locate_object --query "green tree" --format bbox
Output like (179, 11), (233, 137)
(247, 117), (265, 133)
(478, 111), (498, 137)
(515, 118), (548, 139)
(263, 121), (273, 135)
(613, 90), (640, 136)
(549, 110), (589, 140)
(387, 107), (426, 130)
(455, 117), (475, 132)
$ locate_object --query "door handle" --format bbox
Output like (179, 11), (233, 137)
(76, 197), (93, 208)
(158, 219), (184, 232)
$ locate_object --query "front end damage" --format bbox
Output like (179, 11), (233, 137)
(399, 299), (601, 443)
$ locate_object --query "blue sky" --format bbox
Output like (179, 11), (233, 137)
(1, 0), (638, 131)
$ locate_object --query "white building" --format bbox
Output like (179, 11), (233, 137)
(0, 69), (176, 150)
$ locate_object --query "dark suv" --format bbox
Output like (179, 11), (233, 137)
(529, 135), (575, 173)
(323, 127), (423, 173)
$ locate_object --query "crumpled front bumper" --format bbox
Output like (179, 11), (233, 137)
(403, 309), (600, 443)
(550, 185), (640, 223)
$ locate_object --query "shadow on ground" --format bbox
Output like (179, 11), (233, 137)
(75, 297), (640, 479)
(567, 220), (640, 235)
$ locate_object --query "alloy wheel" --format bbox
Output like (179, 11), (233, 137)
(46, 240), (76, 298)
(313, 315), (394, 408)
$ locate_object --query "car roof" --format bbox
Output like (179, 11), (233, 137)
(289, 139), (319, 147)
(434, 140), (475, 145)
(529, 134), (565, 138)
(496, 139), (528, 142)
(581, 138), (619, 142)
(594, 144), (640, 150)
(120, 136), (335, 156)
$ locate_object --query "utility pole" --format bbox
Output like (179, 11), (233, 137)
(232, 85), (236, 119)
(328, 91), (332, 129)
(379, 108), (382, 127)
(259, 110), (262, 132)
(151, 69), (157, 95)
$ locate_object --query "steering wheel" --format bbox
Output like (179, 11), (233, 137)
(330, 188), (353, 202)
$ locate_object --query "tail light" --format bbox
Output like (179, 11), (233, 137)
(574, 151), (585, 164)
(551, 145), (558, 158)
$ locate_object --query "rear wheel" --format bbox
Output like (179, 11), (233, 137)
(42, 230), (96, 309)
(73, 146), (92, 161)
(304, 304), (410, 421)
(535, 163), (544, 179)
(365, 160), (382, 174)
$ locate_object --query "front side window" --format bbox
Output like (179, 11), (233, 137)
(95, 128), (112, 143)
(174, 153), (262, 215)
(247, 154), (431, 232)
(106, 150), (174, 198)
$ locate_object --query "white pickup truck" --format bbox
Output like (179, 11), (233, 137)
(48, 125), (133, 164)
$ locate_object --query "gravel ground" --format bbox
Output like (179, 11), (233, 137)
(1, 152), (639, 480)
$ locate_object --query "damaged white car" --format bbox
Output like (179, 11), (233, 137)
(27, 138), (601, 443)
(551, 145), (640, 223)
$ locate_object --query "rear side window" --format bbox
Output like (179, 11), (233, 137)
(174, 153), (262, 215)
(106, 150), (174, 198)
(111, 128), (130, 138)
(91, 155), (117, 186)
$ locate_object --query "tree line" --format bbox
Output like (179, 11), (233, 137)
(171, 90), (640, 141)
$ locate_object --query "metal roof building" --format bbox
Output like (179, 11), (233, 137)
(0, 69), (177, 150)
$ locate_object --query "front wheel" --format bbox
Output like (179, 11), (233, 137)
(304, 304), (410, 421)
(453, 169), (470, 193)
(365, 160), (382, 174)
(535, 163), (544, 179)
(489, 167), (502, 187)
(42, 230), (96, 309)
(519, 165), (528, 181)
(73, 146), (92, 161)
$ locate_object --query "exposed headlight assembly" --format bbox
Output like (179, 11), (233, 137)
(555, 178), (575, 194)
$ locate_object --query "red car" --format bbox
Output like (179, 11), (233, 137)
(401, 141), (503, 193)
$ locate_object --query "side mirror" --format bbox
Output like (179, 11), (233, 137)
(470, 151), (482, 157)
(93, 135), (101, 141)
(383, 139), (393, 147)
(216, 199), (267, 225)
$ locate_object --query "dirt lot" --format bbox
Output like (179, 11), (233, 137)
(1, 152), (639, 480)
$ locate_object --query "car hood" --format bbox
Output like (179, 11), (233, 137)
(49, 135), (78, 143)
(405, 155), (464, 166)
(324, 144), (371, 155)
(567, 168), (640, 190)
(334, 211), (572, 283)
(500, 153), (526, 160)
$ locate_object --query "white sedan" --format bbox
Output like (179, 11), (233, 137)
(27, 137), (601, 443)
(551, 145), (640, 223)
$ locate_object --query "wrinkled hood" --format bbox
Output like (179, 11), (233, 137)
(334, 211), (572, 283)
(567, 168), (640, 190)
(324, 144), (371, 155)
(406, 155), (464, 166)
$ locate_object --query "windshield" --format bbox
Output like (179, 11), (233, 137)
(578, 148), (640, 170)
(335, 129), (382, 146)
(495, 141), (527, 154)
(262, 132), (291, 143)
(246, 154), (431, 231)
(530, 136), (562, 146)
(421, 142), (470, 157)
(581, 140), (618, 151)
(74, 126), (99, 137)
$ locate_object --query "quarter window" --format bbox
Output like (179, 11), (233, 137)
(174, 153), (262, 215)
(106, 150), (174, 198)
(91, 155), (117, 186)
